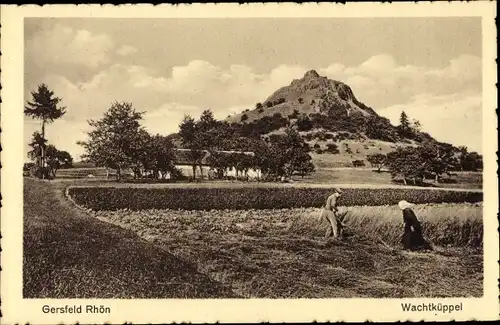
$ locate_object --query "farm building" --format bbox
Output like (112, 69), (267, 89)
(56, 149), (261, 180)
(171, 148), (261, 180)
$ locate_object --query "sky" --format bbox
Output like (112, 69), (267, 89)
(24, 17), (483, 161)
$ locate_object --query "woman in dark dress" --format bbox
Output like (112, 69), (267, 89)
(398, 201), (432, 251)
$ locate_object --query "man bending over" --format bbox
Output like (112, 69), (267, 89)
(320, 188), (345, 239)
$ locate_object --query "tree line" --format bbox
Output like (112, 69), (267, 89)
(367, 143), (483, 185)
(177, 109), (315, 181)
(24, 84), (315, 182)
(73, 102), (316, 182)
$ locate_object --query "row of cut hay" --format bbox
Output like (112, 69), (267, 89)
(67, 186), (483, 211)
(286, 203), (483, 247)
(93, 203), (482, 248)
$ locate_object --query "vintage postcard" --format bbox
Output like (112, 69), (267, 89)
(1, 2), (498, 324)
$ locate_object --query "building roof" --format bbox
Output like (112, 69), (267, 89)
(173, 148), (255, 166)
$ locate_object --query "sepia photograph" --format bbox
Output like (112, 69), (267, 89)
(1, 2), (498, 324)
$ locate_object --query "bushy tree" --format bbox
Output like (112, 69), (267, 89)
(206, 151), (230, 179)
(386, 147), (426, 185)
(78, 102), (145, 181)
(128, 129), (153, 178)
(366, 153), (387, 172)
(178, 115), (198, 147)
(411, 119), (422, 133)
(27, 131), (51, 178)
(178, 114), (205, 180)
(296, 114), (313, 131)
(364, 116), (398, 142)
(147, 134), (177, 179)
(27, 131), (47, 164)
(457, 146), (483, 171)
(386, 142), (461, 185)
(27, 131), (73, 178)
(265, 127), (313, 178)
(419, 142), (458, 182)
(45, 145), (73, 177)
(127, 131), (176, 180)
(295, 160), (315, 178)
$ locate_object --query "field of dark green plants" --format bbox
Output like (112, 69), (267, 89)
(67, 185), (483, 211)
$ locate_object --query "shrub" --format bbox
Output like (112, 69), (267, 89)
(29, 166), (53, 179)
(288, 109), (300, 119)
(296, 116), (313, 132)
(68, 186), (483, 211)
(325, 143), (339, 154)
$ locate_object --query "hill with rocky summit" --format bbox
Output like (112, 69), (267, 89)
(227, 70), (378, 124)
(221, 70), (441, 167)
(164, 70), (442, 167)
(226, 70), (431, 144)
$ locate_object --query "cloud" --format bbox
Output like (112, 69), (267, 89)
(116, 45), (138, 56)
(320, 54), (481, 109)
(358, 54), (398, 74)
(142, 102), (204, 136)
(36, 60), (308, 122)
(26, 23), (114, 68)
(378, 92), (482, 153)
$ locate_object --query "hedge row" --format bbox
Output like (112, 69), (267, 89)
(67, 186), (483, 211)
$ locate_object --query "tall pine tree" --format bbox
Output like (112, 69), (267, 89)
(399, 111), (411, 137)
(24, 84), (66, 177)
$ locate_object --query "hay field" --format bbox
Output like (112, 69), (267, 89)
(23, 178), (236, 298)
(93, 203), (483, 298)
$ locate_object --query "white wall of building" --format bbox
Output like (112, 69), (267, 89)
(173, 165), (261, 179)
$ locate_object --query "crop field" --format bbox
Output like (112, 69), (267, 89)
(91, 203), (483, 298)
(67, 185), (483, 211)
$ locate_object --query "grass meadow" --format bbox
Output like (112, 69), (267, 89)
(56, 165), (483, 190)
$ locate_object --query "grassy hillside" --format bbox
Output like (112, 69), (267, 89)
(23, 178), (236, 298)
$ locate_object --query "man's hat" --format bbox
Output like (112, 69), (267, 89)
(334, 188), (343, 194)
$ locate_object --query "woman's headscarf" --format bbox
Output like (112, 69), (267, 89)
(398, 200), (413, 210)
